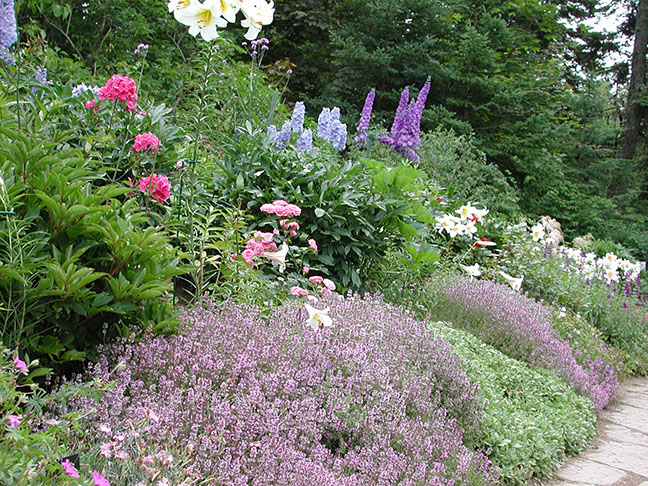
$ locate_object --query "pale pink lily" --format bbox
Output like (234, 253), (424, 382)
(263, 242), (288, 272)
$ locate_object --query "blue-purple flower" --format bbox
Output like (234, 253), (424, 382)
(296, 128), (312, 152)
(354, 88), (375, 144)
(379, 78), (431, 162)
(317, 106), (346, 150)
(274, 121), (291, 150)
(0, 0), (17, 66)
(290, 101), (305, 133)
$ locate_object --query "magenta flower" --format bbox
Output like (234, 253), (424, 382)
(138, 174), (171, 203)
(92, 471), (110, 486)
(61, 459), (80, 478)
(12, 355), (27, 373)
(7, 415), (21, 428)
(98, 74), (138, 105)
(132, 132), (161, 153)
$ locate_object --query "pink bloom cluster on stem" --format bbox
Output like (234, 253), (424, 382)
(133, 132), (161, 153)
(98, 74), (139, 111)
(260, 199), (301, 217)
(138, 174), (171, 203)
(242, 231), (278, 266)
(309, 275), (336, 296)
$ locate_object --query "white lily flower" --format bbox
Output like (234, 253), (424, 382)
(464, 221), (478, 235)
(459, 263), (481, 279)
(472, 207), (489, 221)
(531, 223), (545, 242)
(263, 242), (288, 273)
(240, 0), (274, 40)
(175, 0), (228, 41)
(498, 271), (524, 291)
(304, 304), (333, 331)
(168, 0), (190, 12)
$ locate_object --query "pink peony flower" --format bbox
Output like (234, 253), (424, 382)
(322, 278), (336, 291)
(309, 276), (324, 284)
(7, 415), (21, 428)
(13, 356), (27, 373)
(308, 239), (318, 253)
(61, 459), (80, 478)
(138, 174), (171, 203)
(132, 132), (161, 153)
(92, 470), (111, 486)
(260, 203), (277, 214)
(290, 286), (309, 297)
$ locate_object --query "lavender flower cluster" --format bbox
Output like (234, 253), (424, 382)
(318, 107), (347, 151)
(439, 278), (618, 410)
(69, 295), (499, 485)
(378, 78), (431, 162)
(0, 0), (17, 65)
(354, 88), (375, 145)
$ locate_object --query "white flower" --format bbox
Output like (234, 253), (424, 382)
(531, 223), (545, 242)
(168, 0), (191, 12)
(263, 243), (288, 273)
(459, 263), (481, 279)
(457, 203), (476, 221)
(472, 207), (489, 221)
(464, 221), (478, 235)
(304, 304), (333, 331)
(240, 0), (274, 40)
(174, 0), (228, 41)
(498, 271), (524, 291)
(216, 0), (241, 23)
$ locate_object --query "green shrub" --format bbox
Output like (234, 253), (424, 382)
(431, 323), (596, 485)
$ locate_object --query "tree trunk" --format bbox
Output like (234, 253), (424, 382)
(621, 0), (648, 160)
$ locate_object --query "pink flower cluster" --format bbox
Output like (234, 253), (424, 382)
(13, 355), (27, 373)
(260, 199), (301, 217)
(138, 174), (171, 203)
(132, 132), (161, 153)
(242, 231), (277, 266)
(279, 219), (299, 237)
(98, 74), (138, 111)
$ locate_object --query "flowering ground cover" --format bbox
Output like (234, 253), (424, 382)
(61, 295), (499, 485)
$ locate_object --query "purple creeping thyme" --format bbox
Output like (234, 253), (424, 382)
(0, 0), (17, 65)
(354, 88), (376, 144)
(66, 295), (499, 485)
(440, 278), (618, 410)
(291, 101), (305, 133)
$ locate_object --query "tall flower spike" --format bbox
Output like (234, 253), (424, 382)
(355, 88), (375, 144)
(291, 101), (305, 133)
(0, 0), (17, 66)
(296, 128), (312, 152)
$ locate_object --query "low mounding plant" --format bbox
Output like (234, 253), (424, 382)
(66, 295), (499, 485)
(433, 278), (618, 410)
(431, 323), (596, 485)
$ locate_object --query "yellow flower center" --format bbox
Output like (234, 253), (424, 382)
(196, 8), (213, 28)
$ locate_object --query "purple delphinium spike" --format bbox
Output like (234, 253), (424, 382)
(330, 120), (347, 151)
(274, 121), (291, 151)
(0, 0), (17, 66)
(391, 86), (410, 138)
(355, 88), (375, 144)
(291, 101), (305, 133)
(296, 128), (312, 152)
(317, 108), (331, 140)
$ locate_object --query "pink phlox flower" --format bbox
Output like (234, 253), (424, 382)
(309, 276), (324, 284)
(284, 204), (301, 217)
(84, 99), (98, 110)
(138, 174), (171, 203)
(260, 203), (277, 214)
(92, 470), (111, 486)
(7, 415), (21, 428)
(13, 355), (27, 373)
(98, 75), (138, 110)
(133, 132), (161, 153)
(308, 239), (318, 252)
(272, 199), (288, 207)
(61, 459), (80, 478)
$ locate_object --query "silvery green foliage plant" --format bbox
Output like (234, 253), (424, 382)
(67, 295), (500, 485)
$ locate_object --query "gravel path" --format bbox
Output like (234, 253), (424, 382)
(534, 377), (648, 486)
